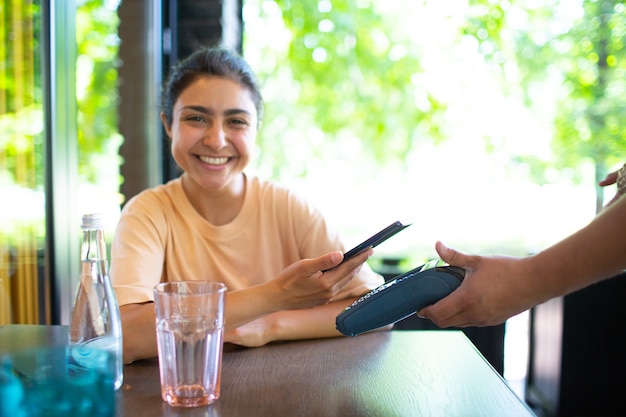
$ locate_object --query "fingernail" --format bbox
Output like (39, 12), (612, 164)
(330, 251), (342, 264)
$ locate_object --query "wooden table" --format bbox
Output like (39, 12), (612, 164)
(0, 325), (534, 416)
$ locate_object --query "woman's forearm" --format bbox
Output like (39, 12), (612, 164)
(224, 297), (393, 347)
(224, 298), (357, 347)
(120, 303), (158, 363)
(266, 298), (355, 341)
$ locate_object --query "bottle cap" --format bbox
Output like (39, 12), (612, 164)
(81, 213), (105, 230)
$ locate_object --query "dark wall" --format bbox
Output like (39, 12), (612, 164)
(161, 0), (243, 183)
(118, 0), (156, 201)
(526, 272), (626, 416)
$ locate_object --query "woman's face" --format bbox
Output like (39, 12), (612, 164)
(162, 76), (258, 193)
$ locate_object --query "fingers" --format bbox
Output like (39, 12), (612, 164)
(313, 251), (344, 272)
(435, 241), (474, 271)
(285, 249), (372, 299)
(435, 240), (463, 265)
(322, 248), (373, 286)
(418, 295), (490, 328)
(599, 171), (618, 187)
(417, 290), (464, 328)
(316, 248), (373, 273)
(420, 311), (476, 328)
(301, 248), (374, 276)
(305, 249), (371, 300)
(419, 242), (475, 328)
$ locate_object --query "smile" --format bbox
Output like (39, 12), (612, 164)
(199, 156), (229, 165)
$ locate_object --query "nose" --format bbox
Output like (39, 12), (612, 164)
(202, 122), (227, 149)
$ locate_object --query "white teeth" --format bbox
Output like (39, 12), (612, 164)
(199, 156), (229, 165)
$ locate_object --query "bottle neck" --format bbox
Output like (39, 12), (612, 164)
(81, 228), (108, 264)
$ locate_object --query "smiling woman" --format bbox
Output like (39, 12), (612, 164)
(109, 47), (386, 363)
(164, 77), (257, 214)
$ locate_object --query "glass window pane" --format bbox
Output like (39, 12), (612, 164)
(75, 0), (122, 226)
(0, 1), (45, 324)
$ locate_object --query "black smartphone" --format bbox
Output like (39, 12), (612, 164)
(325, 219), (412, 271)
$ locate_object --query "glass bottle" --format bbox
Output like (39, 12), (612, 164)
(68, 213), (123, 390)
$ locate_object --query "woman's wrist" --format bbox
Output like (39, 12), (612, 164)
(225, 284), (281, 331)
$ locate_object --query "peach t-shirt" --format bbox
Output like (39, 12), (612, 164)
(110, 175), (383, 306)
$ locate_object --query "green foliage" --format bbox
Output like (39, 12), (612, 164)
(247, 0), (446, 178)
(0, 106), (44, 184)
(1, 0), (120, 188)
(551, 1), (626, 175)
(462, 0), (626, 207)
(0, 1), (42, 108)
(75, 0), (121, 184)
(0, 1), (43, 188)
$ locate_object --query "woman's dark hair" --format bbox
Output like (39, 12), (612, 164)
(161, 47), (264, 127)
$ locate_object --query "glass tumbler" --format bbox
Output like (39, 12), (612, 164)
(154, 281), (226, 407)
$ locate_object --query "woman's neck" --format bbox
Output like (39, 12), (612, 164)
(181, 173), (247, 226)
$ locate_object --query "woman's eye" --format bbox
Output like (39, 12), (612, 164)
(230, 118), (248, 126)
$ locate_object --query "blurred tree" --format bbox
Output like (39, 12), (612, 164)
(462, 0), (626, 211)
(75, 0), (121, 185)
(245, 0), (447, 179)
(0, 1), (43, 189)
(1, 0), (120, 190)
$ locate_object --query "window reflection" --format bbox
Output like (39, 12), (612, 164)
(0, 0), (123, 325)
(0, 1), (44, 325)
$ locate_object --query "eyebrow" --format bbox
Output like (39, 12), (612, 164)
(180, 105), (252, 117)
